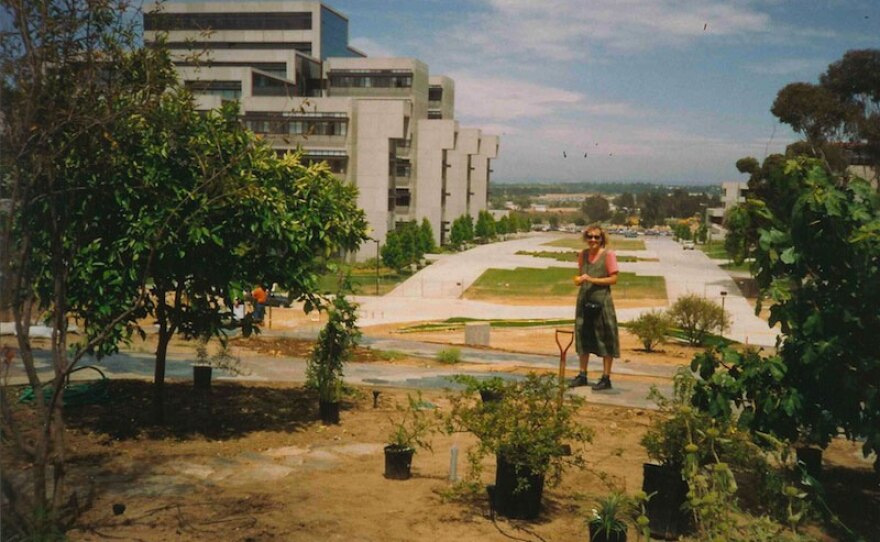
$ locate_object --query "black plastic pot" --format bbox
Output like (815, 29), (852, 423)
(796, 447), (822, 479)
(589, 522), (628, 542)
(384, 445), (414, 480)
(493, 454), (545, 520)
(479, 389), (503, 403)
(318, 400), (340, 425)
(642, 463), (691, 540)
(193, 365), (212, 390)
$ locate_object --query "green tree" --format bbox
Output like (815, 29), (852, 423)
(750, 158), (880, 455)
(581, 195), (611, 223)
(449, 215), (470, 248)
(475, 210), (496, 240)
(418, 218), (436, 254)
(382, 229), (408, 271)
(496, 215), (511, 236)
(613, 192), (636, 210)
(0, 1), (182, 533)
(723, 204), (752, 264)
(668, 294), (728, 346)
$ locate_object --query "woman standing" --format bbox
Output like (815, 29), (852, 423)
(571, 225), (620, 391)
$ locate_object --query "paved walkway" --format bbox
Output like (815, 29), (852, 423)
(8, 331), (670, 410)
(354, 233), (777, 346)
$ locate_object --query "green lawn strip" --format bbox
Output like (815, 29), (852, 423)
(542, 235), (646, 251)
(516, 250), (657, 263)
(399, 318), (576, 333)
(619, 322), (739, 347)
(720, 261), (752, 273)
(317, 265), (409, 295)
(698, 240), (728, 260)
(465, 267), (666, 300)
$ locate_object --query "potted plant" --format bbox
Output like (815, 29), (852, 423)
(640, 373), (706, 539)
(306, 292), (360, 425)
(450, 374), (506, 403)
(384, 392), (437, 480)
(192, 337), (246, 390)
(588, 492), (629, 542)
(446, 373), (593, 520)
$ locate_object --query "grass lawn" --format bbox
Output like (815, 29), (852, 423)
(516, 250), (657, 263)
(317, 265), (409, 296)
(543, 235), (646, 251)
(400, 317), (576, 333)
(465, 266), (666, 300)
(699, 240), (728, 260)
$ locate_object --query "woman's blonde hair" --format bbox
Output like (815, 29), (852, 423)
(582, 224), (608, 248)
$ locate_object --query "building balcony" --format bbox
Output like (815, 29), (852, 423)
(392, 139), (412, 158)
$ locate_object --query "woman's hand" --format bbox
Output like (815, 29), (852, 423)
(575, 273), (593, 285)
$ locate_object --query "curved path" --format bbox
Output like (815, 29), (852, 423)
(355, 233), (777, 346)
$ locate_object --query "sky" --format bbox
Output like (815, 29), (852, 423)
(328, 0), (878, 184)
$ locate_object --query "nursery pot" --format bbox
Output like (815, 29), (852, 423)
(642, 463), (691, 540)
(493, 454), (545, 520)
(589, 522), (628, 542)
(795, 446), (822, 479)
(384, 445), (414, 480)
(318, 400), (340, 425)
(479, 389), (503, 403)
(193, 365), (212, 390)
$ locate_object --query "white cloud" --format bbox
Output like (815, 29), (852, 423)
(744, 58), (825, 76)
(349, 37), (397, 58)
(444, 0), (772, 62)
(450, 73), (584, 121)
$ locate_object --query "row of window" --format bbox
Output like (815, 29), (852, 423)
(185, 80), (241, 100)
(252, 72), (295, 97)
(175, 61), (288, 79)
(144, 12), (312, 31)
(329, 75), (413, 89)
(245, 118), (348, 137)
(163, 41), (312, 55)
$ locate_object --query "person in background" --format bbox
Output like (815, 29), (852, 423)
(251, 283), (268, 323)
(232, 297), (245, 322)
(571, 225), (620, 391)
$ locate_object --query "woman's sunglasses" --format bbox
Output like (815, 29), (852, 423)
(585, 235), (602, 240)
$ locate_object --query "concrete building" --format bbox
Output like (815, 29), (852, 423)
(144, 1), (499, 259)
(706, 181), (749, 227)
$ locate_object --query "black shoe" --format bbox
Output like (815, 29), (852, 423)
(591, 376), (612, 391)
(568, 374), (589, 388)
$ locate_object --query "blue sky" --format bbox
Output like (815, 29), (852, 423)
(330, 0), (878, 184)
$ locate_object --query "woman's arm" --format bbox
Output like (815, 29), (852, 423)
(584, 273), (618, 286)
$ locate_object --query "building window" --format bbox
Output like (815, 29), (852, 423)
(328, 70), (413, 89)
(428, 86), (443, 102)
(174, 61), (288, 78)
(427, 110), (443, 119)
(144, 12), (312, 31)
(160, 42), (312, 54)
(252, 72), (294, 97)
(395, 189), (411, 208)
(184, 80), (241, 100)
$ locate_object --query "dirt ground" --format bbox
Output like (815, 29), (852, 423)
(3, 381), (875, 542)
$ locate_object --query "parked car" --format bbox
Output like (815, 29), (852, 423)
(244, 291), (292, 308)
(624, 231), (638, 238)
(682, 241), (696, 250)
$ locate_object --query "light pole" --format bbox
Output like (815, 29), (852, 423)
(720, 290), (728, 339)
(372, 237), (381, 296)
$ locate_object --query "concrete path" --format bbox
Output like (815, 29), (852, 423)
(642, 237), (778, 347)
(355, 233), (778, 346)
(7, 332), (670, 410)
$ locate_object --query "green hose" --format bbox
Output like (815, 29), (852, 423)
(18, 365), (110, 407)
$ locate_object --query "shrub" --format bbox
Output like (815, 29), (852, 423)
(436, 347), (462, 364)
(668, 294), (728, 346)
(387, 392), (437, 451)
(628, 310), (672, 352)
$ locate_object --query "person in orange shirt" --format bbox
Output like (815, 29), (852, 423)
(251, 283), (268, 323)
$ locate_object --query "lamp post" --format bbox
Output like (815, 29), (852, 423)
(372, 237), (381, 296)
(720, 290), (728, 339)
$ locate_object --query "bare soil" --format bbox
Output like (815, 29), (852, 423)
(3, 381), (875, 542)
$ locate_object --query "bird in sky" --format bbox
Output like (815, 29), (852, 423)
(703, 23), (708, 31)
(584, 152), (588, 158)
(563, 151), (567, 158)
(609, 153), (614, 157)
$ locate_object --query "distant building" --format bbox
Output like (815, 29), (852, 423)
(706, 181), (749, 226)
(144, 1), (499, 260)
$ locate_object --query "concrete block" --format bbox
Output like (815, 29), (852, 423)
(464, 322), (490, 346)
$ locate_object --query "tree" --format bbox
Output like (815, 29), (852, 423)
(496, 215), (511, 236)
(629, 310), (672, 352)
(613, 192), (636, 210)
(722, 205), (752, 264)
(581, 195), (611, 223)
(749, 159), (880, 454)
(418, 218), (436, 254)
(449, 215), (473, 248)
(771, 83), (851, 145)
(475, 210), (496, 240)
(668, 295), (728, 346)
(0, 1), (184, 533)
(381, 230), (408, 271)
